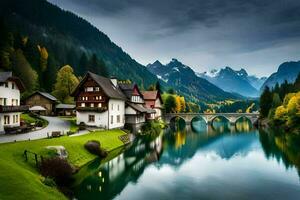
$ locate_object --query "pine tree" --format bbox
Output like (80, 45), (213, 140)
(156, 81), (162, 93)
(260, 86), (273, 118)
(272, 93), (282, 108)
(294, 72), (300, 91)
(78, 52), (88, 75)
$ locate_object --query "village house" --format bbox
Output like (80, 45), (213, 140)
(0, 72), (28, 134)
(72, 72), (126, 129)
(119, 83), (155, 131)
(55, 103), (76, 116)
(142, 91), (163, 120)
(24, 91), (58, 115)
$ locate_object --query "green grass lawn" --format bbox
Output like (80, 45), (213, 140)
(0, 129), (126, 200)
(59, 116), (79, 132)
(21, 113), (48, 127)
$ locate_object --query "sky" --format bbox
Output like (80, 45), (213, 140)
(48, 0), (300, 77)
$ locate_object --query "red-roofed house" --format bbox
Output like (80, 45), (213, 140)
(142, 91), (163, 119)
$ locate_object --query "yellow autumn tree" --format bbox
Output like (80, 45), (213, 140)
(179, 96), (186, 112)
(274, 106), (287, 122)
(246, 103), (255, 113)
(38, 45), (48, 72)
(175, 96), (182, 113)
(52, 65), (79, 103)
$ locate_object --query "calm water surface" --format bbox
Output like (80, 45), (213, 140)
(72, 118), (300, 200)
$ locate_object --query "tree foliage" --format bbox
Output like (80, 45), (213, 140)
(260, 86), (273, 118)
(52, 65), (79, 103)
(11, 49), (39, 95)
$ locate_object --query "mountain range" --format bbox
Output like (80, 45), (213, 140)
(0, 0), (158, 90)
(197, 67), (267, 97)
(147, 59), (239, 102)
(261, 61), (300, 91)
(1, 0), (299, 104)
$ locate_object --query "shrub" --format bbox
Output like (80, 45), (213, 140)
(79, 122), (86, 130)
(40, 157), (73, 186)
(67, 131), (75, 136)
(42, 177), (56, 187)
(84, 140), (108, 158)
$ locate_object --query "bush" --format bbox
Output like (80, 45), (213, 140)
(40, 157), (74, 186)
(141, 120), (164, 136)
(67, 131), (76, 136)
(84, 140), (108, 158)
(79, 122), (86, 130)
(35, 120), (44, 127)
(42, 177), (56, 187)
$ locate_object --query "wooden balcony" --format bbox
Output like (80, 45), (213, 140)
(0, 105), (29, 113)
(76, 106), (108, 113)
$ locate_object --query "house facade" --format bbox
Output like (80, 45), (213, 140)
(72, 72), (126, 129)
(0, 72), (28, 134)
(142, 91), (163, 120)
(119, 83), (155, 131)
(24, 91), (58, 115)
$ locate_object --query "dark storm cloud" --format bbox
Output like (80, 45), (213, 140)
(48, 0), (300, 76)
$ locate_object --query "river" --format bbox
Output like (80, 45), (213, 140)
(72, 118), (300, 200)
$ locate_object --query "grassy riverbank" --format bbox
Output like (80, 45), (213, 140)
(0, 130), (127, 200)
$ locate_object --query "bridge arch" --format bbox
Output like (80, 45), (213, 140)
(169, 116), (186, 131)
(210, 115), (231, 124)
(191, 116), (207, 124)
(234, 116), (252, 124)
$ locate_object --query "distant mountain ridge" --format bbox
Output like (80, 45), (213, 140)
(147, 59), (239, 102)
(198, 67), (266, 97)
(261, 61), (300, 91)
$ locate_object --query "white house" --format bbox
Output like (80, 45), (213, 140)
(119, 83), (155, 131)
(72, 72), (126, 129)
(142, 91), (163, 120)
(0, 72), (27, 134)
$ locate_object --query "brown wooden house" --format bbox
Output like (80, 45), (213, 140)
(24, 91), (58, 115)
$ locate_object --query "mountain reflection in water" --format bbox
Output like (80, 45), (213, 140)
(72, 119), (300, 200)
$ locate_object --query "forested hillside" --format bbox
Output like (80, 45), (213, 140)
(0, 0), (158, 94)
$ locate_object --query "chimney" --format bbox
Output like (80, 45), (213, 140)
(110, 76), (118, 87)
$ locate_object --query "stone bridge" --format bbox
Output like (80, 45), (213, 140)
(164, 113), (260, 125)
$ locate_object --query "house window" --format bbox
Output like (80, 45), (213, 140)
(86, 87), (94, 92)
(98, 103), (102, 108)
(118, 104), (120, 111)
(16, 99), (18, 106)
(117, 115), (120, 123)
(4, 115), (9, 125)
(95, 87), (100, 91)
(15, 115), (19, 123)
(4, 82), (8, 88)
(110, 115), (113, 124)
(13, 115), (15, 123)
(90, 103), (94, 107)
(111, 104), (114, 110)
(88, 115), (95, 122)
(81, 103), (85, 107)
(12, 83), (15, 89)
(99, 96), (102, 100)
(96, 96), (99, 100)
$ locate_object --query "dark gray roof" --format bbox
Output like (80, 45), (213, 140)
(37, 91), (58, 101)
(119, 83), (135, 99)
(0, 71), (25, 92)
(56, 104), (75, 109)
(0, 72), (12, 82)
(87, 72), (126, 100)
(127, 102), (156, 113)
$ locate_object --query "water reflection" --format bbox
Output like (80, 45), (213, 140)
(72, 120), (300, 200)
